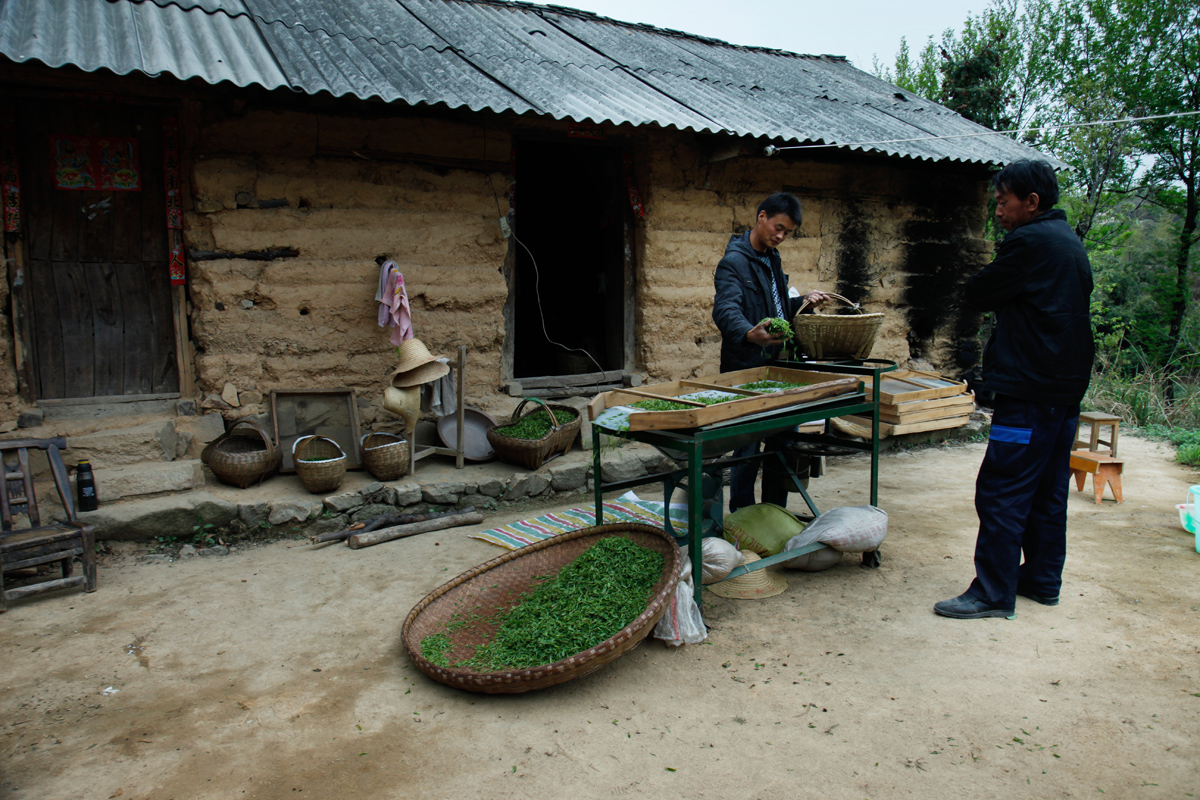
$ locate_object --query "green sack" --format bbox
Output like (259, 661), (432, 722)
(722, 503), (807, 556)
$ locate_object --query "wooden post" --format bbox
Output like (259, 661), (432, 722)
(346, 510), (484, 549)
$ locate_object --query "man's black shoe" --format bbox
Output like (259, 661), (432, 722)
(933, 592), (1016, 619)
(1016, 587), (1060, 606)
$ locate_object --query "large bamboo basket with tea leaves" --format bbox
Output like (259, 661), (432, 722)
(486, 397), (581, 470)
(402, 523), (680, 693)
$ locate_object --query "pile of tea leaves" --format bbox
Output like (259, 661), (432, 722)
(629, 395), (731, 412)
(492, 407), (579, 440)
(421, 537), (664, 671)
(737, 379), (812, 392)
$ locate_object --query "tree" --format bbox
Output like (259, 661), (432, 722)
(1092, 0), (1200, 391)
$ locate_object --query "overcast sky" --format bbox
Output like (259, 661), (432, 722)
(553, 0), (995, 71)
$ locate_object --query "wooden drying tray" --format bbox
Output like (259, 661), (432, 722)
(587, 366), (859, 432)
(860, 369), (968, 405)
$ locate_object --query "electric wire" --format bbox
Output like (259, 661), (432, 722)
(489, 170), (607, 380)
(765, 109), (1200, 154)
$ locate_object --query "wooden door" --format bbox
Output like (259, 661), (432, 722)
(17, 101), (178, 400)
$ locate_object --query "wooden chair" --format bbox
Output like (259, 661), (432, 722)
(0, 437), (97, 611)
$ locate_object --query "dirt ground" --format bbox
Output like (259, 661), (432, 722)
(2, 434), (1198, 800)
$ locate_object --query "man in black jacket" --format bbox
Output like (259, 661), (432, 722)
(712, 192), (827, 512)
(935, 160), (1094, 619)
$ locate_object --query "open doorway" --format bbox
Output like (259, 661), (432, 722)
(511, 140), (630, 380)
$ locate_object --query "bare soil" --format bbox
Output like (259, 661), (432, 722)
(3, 435), (1198, 799)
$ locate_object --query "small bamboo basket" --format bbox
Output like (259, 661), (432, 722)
(201, 420), (281, 488)
(486, 398), (581, 470)
(360, 431), (410, 481)
(791, 292), (884, 359)
(292, 435), (347, 494)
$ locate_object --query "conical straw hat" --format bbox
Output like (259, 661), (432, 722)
(390, 338), (450, 387)
(707, 550), (788, 599)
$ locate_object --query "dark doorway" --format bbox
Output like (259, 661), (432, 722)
(15, 100), (178, 399)
(512, 141), (628, 379)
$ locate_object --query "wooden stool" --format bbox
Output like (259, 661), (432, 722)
(1075, 411), (1120, 457)
(1069, 450), (1124, 504)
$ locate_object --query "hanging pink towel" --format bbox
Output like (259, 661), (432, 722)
(376, 260), (413, 344)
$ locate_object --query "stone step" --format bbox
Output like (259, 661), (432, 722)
(94, 460), (206, 503)
(38, 396), (179, 423)
(64, 420), (182, 469)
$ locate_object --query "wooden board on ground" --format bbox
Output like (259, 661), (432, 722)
(840, 413), (972, 437)
(862, 370), (967, 404)
(588, 366), (859, 432)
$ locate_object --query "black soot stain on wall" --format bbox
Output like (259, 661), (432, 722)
(834, 202), (875, 306)
(901, 213), (985, 368)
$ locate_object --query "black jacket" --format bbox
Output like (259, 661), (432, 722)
(713, 232), (804, 372)
(965, 209), (1094, 406)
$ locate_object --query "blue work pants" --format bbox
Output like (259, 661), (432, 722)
(968, 395), (1080, 609)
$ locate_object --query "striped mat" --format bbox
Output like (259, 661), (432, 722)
(470, 497), (689, 550)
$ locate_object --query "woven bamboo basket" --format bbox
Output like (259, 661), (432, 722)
(292, 435), (347, 494)
(402, 523), (680, 693)
(486, 398), (582, 470)
(201, 420), (281, 488)
(791, 292), (884, 359)
(360, 431), (409, 481)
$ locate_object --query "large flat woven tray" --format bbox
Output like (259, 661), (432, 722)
(401, 524), (680, 693)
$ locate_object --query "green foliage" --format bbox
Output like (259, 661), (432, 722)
(877, 0), (1200, 381)
(192, 515), (219, 548)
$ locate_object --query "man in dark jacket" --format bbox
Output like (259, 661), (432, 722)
(935, 160), (1094, 619)
(713, 192), (827, 512)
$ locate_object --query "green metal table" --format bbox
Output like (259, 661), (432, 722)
(591, 360), (898, 605)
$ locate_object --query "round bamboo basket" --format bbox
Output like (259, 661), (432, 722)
(486, 398), (581, 470)
(201, 420), (281, 488)
(360, 431), (409, 481)
(792, 292), (883, 359)
(402, 524), (680, 693)
(292, 435), (347, 494)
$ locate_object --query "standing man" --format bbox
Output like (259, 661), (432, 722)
(713, 192), (827, 513)
(935, 160), (1094, 619)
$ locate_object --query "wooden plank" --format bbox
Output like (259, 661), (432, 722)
(55, 262), (94, 397)
(878, 399), (975, 425)
(27, 259), (64, 399)
(86, 261), (124, 396)
(144, 255), (179, 393)
(515, 370), (626, 389)
(613, 388), (708, 407)
(841, 413), (971, 437)
(118, 261), (153, 394)
(884, 392), (973, 414)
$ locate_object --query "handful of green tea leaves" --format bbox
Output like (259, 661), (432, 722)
(760, 317), (794, 339)
(421, 536), (665, 671)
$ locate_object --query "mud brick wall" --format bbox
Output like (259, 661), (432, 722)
(634, 134), (995, 384)
(184, 107), (513, 419)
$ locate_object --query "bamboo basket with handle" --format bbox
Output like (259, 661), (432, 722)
(486, 398), (581, 470)
(292, 435), (347, 494)
(201, 419), (281, 488)
(791, 292), (883, 359)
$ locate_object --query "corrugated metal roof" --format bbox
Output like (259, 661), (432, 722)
(0, 0), (1052, 166)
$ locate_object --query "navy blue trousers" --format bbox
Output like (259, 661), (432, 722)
(968, 395), (1080, 609)
(729, 440), (788, 513)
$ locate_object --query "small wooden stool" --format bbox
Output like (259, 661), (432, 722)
(1075, 411), (1120, 457)
(1069, 450), (1124, 504)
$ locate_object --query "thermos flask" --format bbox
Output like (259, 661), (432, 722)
(76, 459), (98, 512)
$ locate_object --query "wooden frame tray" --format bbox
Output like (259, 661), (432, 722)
(587, 366), (858, 432)
(862, 370), (967, 405)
